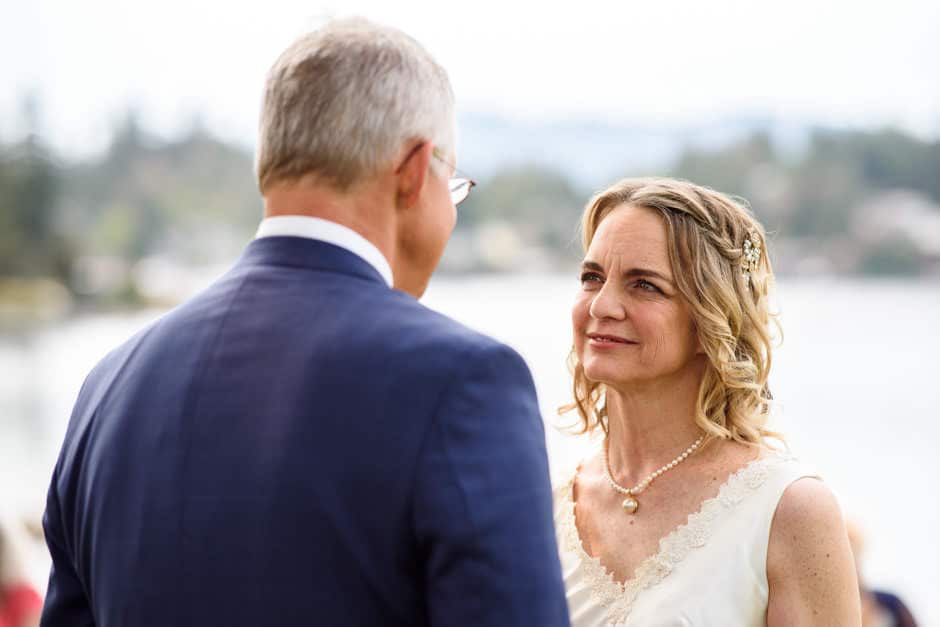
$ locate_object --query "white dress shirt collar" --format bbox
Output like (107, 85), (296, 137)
(255, 216), (393, 288)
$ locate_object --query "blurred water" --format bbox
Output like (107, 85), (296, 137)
(2, 275), (938, 623)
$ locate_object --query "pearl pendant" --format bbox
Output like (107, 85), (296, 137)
(622, 497), (639, 514)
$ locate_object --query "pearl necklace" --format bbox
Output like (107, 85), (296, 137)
(602, 434), (705, 514)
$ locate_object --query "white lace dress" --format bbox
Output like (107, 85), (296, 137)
(553, 450), (815, 626)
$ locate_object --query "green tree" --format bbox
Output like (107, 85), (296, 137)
(0, 95), (71, 282)
(62, 112), (260, 263)
(672, 132), (777, 201)
(458, 165), (584, 252)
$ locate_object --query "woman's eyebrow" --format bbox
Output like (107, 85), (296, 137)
(581, 260), (675, 286)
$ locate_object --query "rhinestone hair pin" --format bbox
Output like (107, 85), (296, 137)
(742, 232), (761, 288)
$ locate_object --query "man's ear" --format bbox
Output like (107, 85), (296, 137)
(395, 141), (433, 209)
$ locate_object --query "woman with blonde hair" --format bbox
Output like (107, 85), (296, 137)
(554, 178), (860, 626)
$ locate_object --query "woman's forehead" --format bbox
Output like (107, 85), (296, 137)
(589, 205), (670, 265)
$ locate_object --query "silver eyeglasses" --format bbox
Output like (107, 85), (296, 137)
(433, 148), (476, 206)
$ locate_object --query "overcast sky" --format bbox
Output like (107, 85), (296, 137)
(2, 0), (939, 156)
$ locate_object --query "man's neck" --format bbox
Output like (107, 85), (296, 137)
(262, 180), (397, 273)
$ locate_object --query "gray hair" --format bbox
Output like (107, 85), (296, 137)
(255, 17), (456, 192)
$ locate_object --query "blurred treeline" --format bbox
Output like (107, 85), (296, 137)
(2, 109), (940, 316)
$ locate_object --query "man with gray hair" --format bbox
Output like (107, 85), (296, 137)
(39, 17), (570, 627)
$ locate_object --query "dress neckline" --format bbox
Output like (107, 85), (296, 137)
(558, 447), (790, 624)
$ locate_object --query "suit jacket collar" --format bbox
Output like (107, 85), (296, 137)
(255, 216), (393, 286)
(237, 236), (390, 287)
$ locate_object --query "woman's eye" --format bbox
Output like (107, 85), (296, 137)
(636, 279), (661, 293)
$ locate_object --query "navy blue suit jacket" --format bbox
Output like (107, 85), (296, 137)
(40, 237), (570, 627)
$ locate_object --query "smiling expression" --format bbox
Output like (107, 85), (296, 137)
(572, 203), (703, 390)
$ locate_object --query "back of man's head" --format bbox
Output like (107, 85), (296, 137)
(256, 17), (455, 194)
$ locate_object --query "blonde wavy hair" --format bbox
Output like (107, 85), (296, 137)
(562, 177), (781, 445)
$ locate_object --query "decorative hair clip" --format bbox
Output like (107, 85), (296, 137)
(742, 232), (761, 288)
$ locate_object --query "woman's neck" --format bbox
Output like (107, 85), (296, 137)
(604, 369), (706, 484)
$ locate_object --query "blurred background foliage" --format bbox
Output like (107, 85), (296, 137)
(2, 96), (940, 318)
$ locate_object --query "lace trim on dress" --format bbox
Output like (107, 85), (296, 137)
(558, 451), (790, 625)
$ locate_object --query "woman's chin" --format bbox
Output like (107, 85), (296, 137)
(583, 365), (626, 387)
(584, 360), (655, 388)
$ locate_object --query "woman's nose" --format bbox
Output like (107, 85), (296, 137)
(588, 281), (626, 320)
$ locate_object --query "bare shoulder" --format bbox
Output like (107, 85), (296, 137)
(766, 478), (861, 626)
(771, 477), (843, 542)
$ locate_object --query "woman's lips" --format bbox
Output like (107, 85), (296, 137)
(587, 333), (637, 345)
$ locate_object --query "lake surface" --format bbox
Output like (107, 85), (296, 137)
(2, 275), (938, 623)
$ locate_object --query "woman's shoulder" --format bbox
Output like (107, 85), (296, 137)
(749, 444), (819, 491)
(700, 443), (819, 531)
(549, 458), (579, 502)
(547, 443), (603, 519)
(765, 471), (860, 622)
(549, 437), (603, 490)
(771, 474), (845, 544)
(762, 445), (853, 584)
